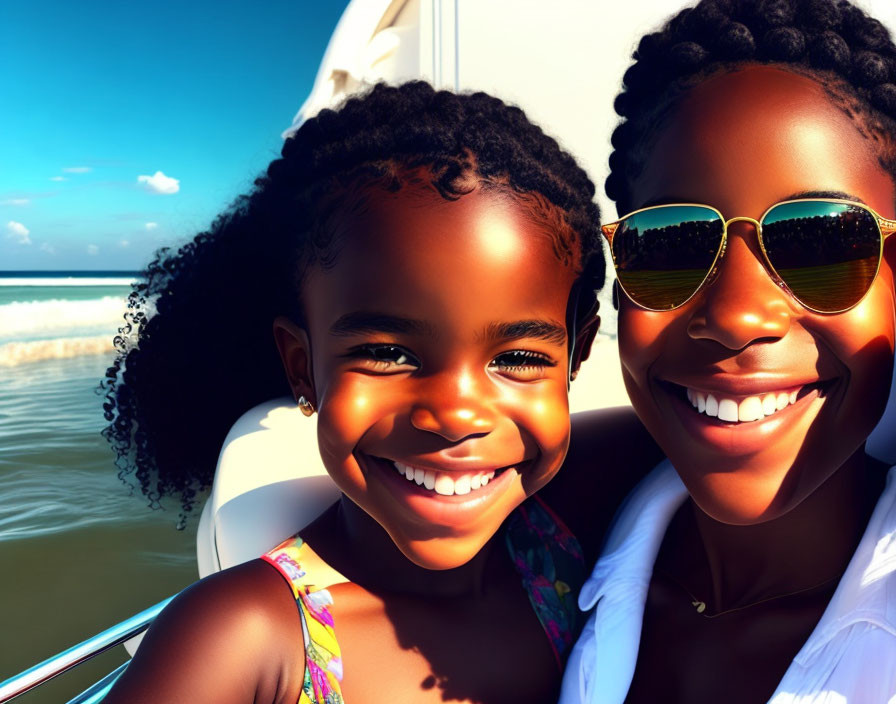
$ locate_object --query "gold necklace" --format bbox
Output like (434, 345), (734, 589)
(655, 569), (842, 619)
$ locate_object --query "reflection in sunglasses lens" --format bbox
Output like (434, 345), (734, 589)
(614, 206), (723, 309)
(762, 202), (880, 312)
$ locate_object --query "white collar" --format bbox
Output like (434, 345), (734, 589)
(569, 459), (896, 703)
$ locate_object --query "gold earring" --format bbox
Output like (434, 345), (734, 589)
(297, 395), (315, 417)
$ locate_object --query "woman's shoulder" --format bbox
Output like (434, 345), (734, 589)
(103, 559), (305, 704)
(540, 407), (664, 563)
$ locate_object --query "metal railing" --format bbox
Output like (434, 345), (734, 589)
(0, 595), (175, 703)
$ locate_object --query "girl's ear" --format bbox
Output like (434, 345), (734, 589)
(272, 316), (316, 407)
(570, 302), (600, 381)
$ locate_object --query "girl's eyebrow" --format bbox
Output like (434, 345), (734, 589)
(330, 311), (434, 337)
(483, 320), (567, 345)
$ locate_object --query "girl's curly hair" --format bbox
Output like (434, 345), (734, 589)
(608, 0), (896, 213)
(101, 81), (604, 519)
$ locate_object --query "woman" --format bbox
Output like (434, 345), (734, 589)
(562, 0), (896, 701)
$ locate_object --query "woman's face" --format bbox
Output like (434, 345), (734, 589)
(620, 65), (896, 524)
(278, 184), (583, 569)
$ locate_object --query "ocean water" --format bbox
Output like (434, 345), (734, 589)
(0, 272), (198, 703)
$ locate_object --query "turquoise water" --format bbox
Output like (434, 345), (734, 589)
(0, 273), (199, 702)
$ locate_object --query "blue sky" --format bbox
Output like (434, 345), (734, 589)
(0, 0), (349, 270)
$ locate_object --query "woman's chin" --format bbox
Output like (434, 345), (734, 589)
(679, 465), (806, 526)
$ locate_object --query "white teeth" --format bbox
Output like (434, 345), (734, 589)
(434, 474), (455, 496)
(685, 385), (806, 423)
(392, 462), (498, 496)
(738, 396), (763, 422)
(718, 398), (739, 422)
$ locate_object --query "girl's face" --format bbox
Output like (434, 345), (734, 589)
(620, 66), (896, 524)
(277, 183), (585, 569)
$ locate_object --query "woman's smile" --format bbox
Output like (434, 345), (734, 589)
(657, 375), (837, 458)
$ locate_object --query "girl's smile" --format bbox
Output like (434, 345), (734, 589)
(276, 179), (588, 569)
(620, 65), (896, 524)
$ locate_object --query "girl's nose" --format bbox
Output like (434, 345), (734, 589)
(686, 220), (796, 350)
(409, 371), (497, 442)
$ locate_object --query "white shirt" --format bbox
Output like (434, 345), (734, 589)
(559, 460), (896, 704)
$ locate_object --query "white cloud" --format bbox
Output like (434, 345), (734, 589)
(87, 244), (99, 255)
(6, 221), (31, 245)
(63, 166), (91, 174)
(49, 176), (67, 182)
(144, 222), (158, 230)
(119, 239), (130, 248)
(137, 171), (179, 195)
(40, 242), (56, 255)
(1, 198), (29, 206)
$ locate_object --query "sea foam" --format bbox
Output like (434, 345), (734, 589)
(0, 293), (135, 365)
(0, 336), (115, 366)
(0, 296), (128, 343)
(0, 277), (135, 287)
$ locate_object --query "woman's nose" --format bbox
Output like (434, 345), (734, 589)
(409, 370), (497, 442)
(686, 220), (796, 350)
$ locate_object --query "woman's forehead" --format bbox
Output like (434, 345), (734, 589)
(630, 65), (895, 217)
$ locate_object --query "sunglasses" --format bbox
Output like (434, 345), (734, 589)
(602, 198), (896, 314)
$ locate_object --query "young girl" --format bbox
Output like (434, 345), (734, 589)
(561, 0), (896, 701)
(99, 81), (642, 703)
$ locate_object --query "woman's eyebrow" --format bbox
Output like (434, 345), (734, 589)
(482, 320), (567, 345)
(783, 189), (867, 204)
(330, 311), (434, 337)
(634, 191), (869, 210)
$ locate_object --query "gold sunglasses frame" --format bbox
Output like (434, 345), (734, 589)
(601, 198), (896, 314)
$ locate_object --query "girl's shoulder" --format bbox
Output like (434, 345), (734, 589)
(103, 558), (306, 704)
(540, 407), (664, 563)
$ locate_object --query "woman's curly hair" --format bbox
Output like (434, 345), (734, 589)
(101, 81), (604, 520)
(608, 0), (896, 213)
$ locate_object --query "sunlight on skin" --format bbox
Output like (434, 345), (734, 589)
(475, 210), (525, 263)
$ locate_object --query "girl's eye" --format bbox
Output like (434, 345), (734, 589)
(348, 344), (420, 373)
(489, 350), (557, 380)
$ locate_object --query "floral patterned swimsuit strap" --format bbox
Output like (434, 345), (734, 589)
(262, 540), (345, 704)
(504, 494), (587, 669)
(262, 495), (586, 704)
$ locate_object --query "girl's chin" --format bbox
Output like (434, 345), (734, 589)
(394, 534), (496, 571)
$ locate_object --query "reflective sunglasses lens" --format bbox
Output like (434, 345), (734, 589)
(762, 201), (881, 312)
(613, 205), (724, 310)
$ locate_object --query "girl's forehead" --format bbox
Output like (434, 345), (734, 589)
(301, 186), (579, 330)
(631, 65), (895, 217)
(323, 183), (577, 272)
